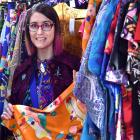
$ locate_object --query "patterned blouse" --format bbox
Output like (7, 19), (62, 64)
(37, 59), (53, 109)
(23, 59), (54, 109)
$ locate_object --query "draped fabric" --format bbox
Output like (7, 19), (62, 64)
(73, 7), (106, 138)
(0, 2), (16, 115)
(7, 11), (27, 96)
(74, 1), (120, 139)
(81, 0), (102, 53)
(2, 83), (85, 140)
(88, 0), (119, 76)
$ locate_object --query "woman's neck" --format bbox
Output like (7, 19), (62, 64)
(37, 46), (54, 61)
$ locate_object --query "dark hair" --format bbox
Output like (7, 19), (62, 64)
(25, 3), (62, 56)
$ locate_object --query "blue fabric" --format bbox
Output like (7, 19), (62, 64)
(88, 0), (119, 76)
(1, 2), (14, 58)
(37, 60), (53, 109)
(81, 114), (99, 140)
(74, 1), (111, 139)
(73, 1), (107, 138)
(100, 54), (110, 80)
(74, 34), (106, 139)
(0, 97), (4, 115)
(30, 73), (39, 108)
(105, 82), (116, 140)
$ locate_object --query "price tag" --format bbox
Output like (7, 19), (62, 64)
(70, 0), (76, 8)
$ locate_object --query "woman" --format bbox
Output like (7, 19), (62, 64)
(1, 3), (81, 139)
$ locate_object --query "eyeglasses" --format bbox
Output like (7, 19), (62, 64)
(28, 22), (54, 32)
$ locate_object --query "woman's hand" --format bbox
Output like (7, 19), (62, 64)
(1, 103), (14, 120)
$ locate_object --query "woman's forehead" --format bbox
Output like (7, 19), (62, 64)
(30, 12), (52, 23)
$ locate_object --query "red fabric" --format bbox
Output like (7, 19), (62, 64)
(122, 85), (133, 140)
(134, 13), (140, 42)
(104, 2), (121, 54)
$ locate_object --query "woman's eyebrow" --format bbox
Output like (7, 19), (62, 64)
(30, 20), (53, 24)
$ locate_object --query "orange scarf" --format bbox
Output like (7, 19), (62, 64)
(2, 83), (85, 140)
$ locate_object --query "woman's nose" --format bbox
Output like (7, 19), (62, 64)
(36, 26), (43, 34)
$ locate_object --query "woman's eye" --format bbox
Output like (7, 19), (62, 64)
(43, 23), (50, 28)
(30, 24), (38, 28)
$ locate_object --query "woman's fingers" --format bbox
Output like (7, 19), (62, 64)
(5, 105), (13, 117)
(8, 103), (14, 113)
(1, 112), (12, 120)
(1, 103), (14, 120)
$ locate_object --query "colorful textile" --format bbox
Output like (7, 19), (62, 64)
(105, 69), (129, 85)
(106, 2), (130, 85)
(134, 13), (140, 42)
(2, 83), (85, 140)
(74, 27), (106, 139)
(122, 86), (133, 140)
(0, 2), (15, 114)
(0, 11), (10, 73)
(127, 55), (140, 84)
(116, 91), (125, 140)
(7, 11), (27, 95)
(0, 2), (15, 72)
(36, 59), (53, 109)
(88, 0), (119, 76)
(0, 5), (4, 34)
(132, 82), (140, 140)
(100, 0), (120, 80)
(121, 2), (139, 48)
(104, 2), (120, 55)
(74, 1), (112, 138)
(81, 113), (99, 140)
(108, 1), (128, 71)
(81, 0), (102, 53)
(10, 51), (80, 105)
(120, 1), (140, 63)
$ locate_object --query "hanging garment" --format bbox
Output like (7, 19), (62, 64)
(100, 1), (121, 80)
(134, 13), (140, 42)
(105, 1), (130, 86)
(108, 1), (129, 71)
(121, 1), (140, 50)
(132, 82), (140, 140)
(54, 3), (87, 58)
(7, 11), (27, 96)
(66, 0), (88, 9)
(0, 2), (16, 115)
(104, 1), (120, 55)
(88, 0), (119, 76)
(2, 83), (85, 140)
(74, 18), (106, 139)
(122, 86), (133, 140)
(81, 113), (100, 140)
(80, 0), (102, 53)
(0, 4), (4, 34)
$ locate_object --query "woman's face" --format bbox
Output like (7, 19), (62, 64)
(29, 12), (55, 50)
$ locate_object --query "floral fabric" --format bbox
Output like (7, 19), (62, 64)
(2, 83), (85, 140)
